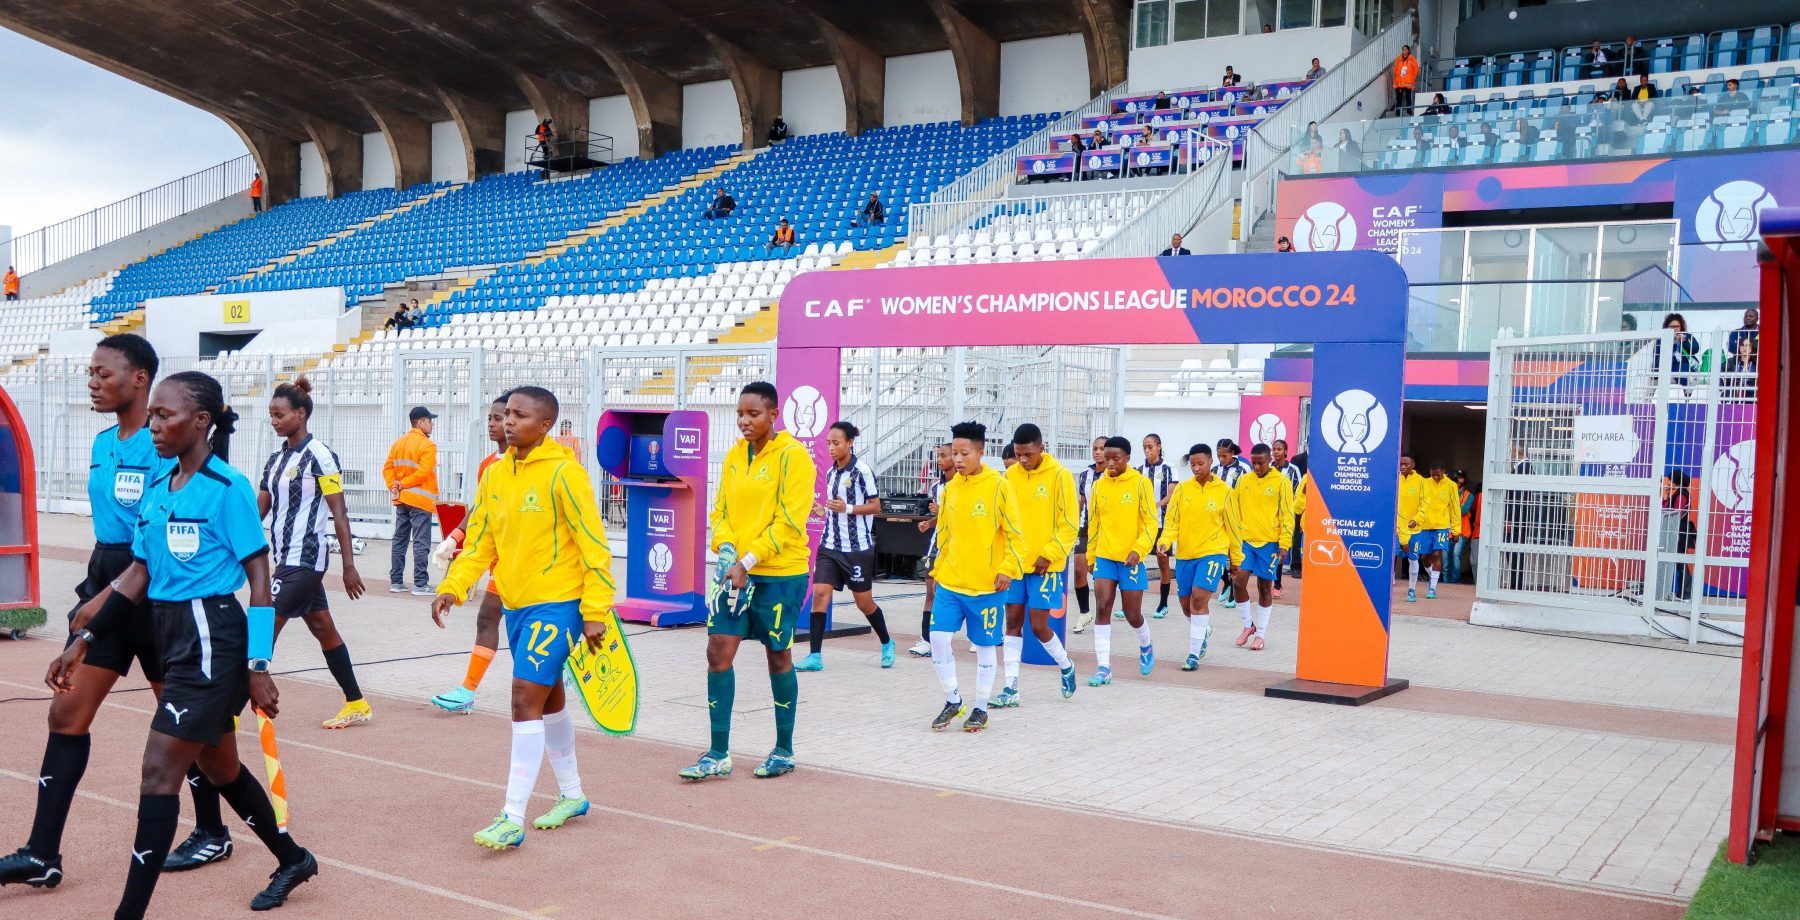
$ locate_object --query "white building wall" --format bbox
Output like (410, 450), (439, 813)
(431, 121), (468, 184)
(1000, 34), (1091, 116)
(504, 109), (537, 172)
(361, 132), (395, 190)
(781, 66), (846, 137)
(589, 95), (640, 160)
(1128, 26), (1353, 92)
(683, 80), (741, 149)
(884, 51), (960, 125)
(298, 141), (325, 199)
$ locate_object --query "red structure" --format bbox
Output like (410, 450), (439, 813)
(0, 383), (40, 634)
(1730, 208), (1800, 862)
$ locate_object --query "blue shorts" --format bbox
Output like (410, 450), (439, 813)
(1241, 543), (1283, 582)
(1175, 555), (1230, 597)
(1408, 529), (1449, 560)
(1093, 557), (1150, 591)
(1003, 570), (1068, 610)
(505, 600), (584, 686)
(931, 588), (1005, 647)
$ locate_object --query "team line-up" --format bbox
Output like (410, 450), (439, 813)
(0, 332), (1463, 919)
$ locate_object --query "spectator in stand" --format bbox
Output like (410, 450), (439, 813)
(1276, 236), (1295, 252)
(1159, 233), (1191, 257)
(1391, 45), (1419, 115)
(1443, 125), (1466, 155)
(1423, 93), (1451, 117)
(1716, 78), (1751, 113)
(2, 266), (17, 301)
(1334, 128), (1363, 169)
(1298, 139), (1326, 173)
(1153, 89), (1171, 109)
(1513, 118), (1541, 147)
(1728, 308), (1759, 358)
(704, 187), (736, 220)
(1632, 73), (1659, 101)
(1069, 132), (1087, 155)
(1586, 40), (1611, 80)
(1089, 128), (1108, 150)
(1660, 312), (1699, 390)
(768, 218), (797, 254)
(1221, 66), (1242, 87)
(1410, 126), (1428, 149)
(855, 192), (885, 227)
(1261, 23), (1273, 33)
(384, 305), (410, 331)
(249, 172), (265, 213)
(1722, 333), (1758, 402)
(1302, 121), (1323, 148)
(533, 118), (556, 177)
(1611, 77), (1632, 102)
(1622, 35), (1646, 77)
(767, 115), (790, 145)
(1306, 57), (1326, 80)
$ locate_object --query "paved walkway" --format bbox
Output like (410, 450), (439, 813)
(13, 513), (1740, 909)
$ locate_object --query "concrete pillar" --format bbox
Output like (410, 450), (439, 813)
(927, 0), (1000, 125)
(814, 15), (885, 135)
(359, 99), (434, 190)
(302, 117), (364, 198)
(436, 86), (506, 178)
(708, 35), (782, 150)
(1076, 0), (1131, 96)
(599, 53), (683, 157)
(227, 121), (301, 207)
(515, 71), (592, 140)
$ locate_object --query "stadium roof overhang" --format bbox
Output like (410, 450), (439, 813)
(0, 0), (1128, 200)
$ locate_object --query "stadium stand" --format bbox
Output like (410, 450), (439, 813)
(1432, 21), (1799, 91)
(0, 273), (114, 366)
(1018, 79), (1310, 181)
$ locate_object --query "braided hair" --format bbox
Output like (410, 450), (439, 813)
(164, 371), (239, 462)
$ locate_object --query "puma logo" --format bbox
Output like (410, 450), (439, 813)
(186, 774), (199, 788)
(1317, 544), (1340, 562)
(768, 630), (781, 640)
(527, 655), (544, 669)
(774, 700), (792, 709)
(163, 702), (188, 725)
(132, 847), (153, 865)
(38, 775), (51, 787)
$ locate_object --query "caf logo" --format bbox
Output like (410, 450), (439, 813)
(648, 542), (674, 574)
(782, 385), (828, 439)
(1697, 180), (1776, 252)
(1032, 160), (1047, 174)
(1249, 413), (1286, 446)
(1320, 389), (1388, 454)
(1293, 201), (1357, 252)
(1709, 440), (1757, 512)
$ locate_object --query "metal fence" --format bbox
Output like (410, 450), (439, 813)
(1086, 139), (1234, 260)
(11, 155), (256, 275)
(1478, 327), (1758, 644)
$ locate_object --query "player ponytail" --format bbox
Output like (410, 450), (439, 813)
(272, 374), (314, 421)
(166, 370), (237, 462)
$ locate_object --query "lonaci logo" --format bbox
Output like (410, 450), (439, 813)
(1293, 201), (1358, 252)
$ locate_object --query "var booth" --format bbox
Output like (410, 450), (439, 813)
(775, 253), (1411, 703)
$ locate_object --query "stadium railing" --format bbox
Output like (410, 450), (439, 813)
(1237, 12), (1416, 244)
(10, 155), (255, 275)
(1087, 138), (1232, 260)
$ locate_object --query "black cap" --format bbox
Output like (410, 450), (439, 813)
(408, 406), (437, 422)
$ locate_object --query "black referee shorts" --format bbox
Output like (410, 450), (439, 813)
(816, 548), (876, 593)
(67, 543), (162, 681)
(150, 595), (250, 746)
(271, 565), (330, 618)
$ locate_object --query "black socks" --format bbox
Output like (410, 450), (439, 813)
(920, 610), (932, 641)
(187, 764), (228, 836)
(866, 605), (891, 644)
(808, 612), (827, 655)
(27, 731), (90, 858)
(1158, 582), (1171, 608)
(217, 768), (304, 865)
(114, 794), (179, 920)
(1075, 585), (1091, 614)
(322, 644), (362, 703)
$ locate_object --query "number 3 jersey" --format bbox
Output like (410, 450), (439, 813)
(89, 425), (172, 545)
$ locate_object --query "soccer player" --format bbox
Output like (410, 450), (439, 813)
(431, 393), (512, 713)
(680, 382), (815, 780)
(1139, 434), (1177, 619)
(1270, 439), (1303, 598)
(433, 386), (614, 848)
(1072, 436), (1105, 633)
(1159, 444), (1242, 670)
(909, 442), (954, 657)
(252, 376), (370, 731)
(800, 421), (892, 671)
(1396, 452), (1426, 601)
(1227, 443), (1294, 651)
(990, 424), (1079, 707)
(1214, 438), (1250, 486)
(1085, 436), (1157, 685)
(926, 421), (1025, 732)
(48, 371), (317, 918)
(0, 335), (234, 890)
(1413, 462), (1463, 600)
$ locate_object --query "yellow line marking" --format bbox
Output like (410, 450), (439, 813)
(753, 835), (801, 851)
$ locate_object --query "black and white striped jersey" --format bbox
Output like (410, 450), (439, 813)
(1138, 461), (1175, 524)
(259, 435), (345, 572)
(822, 455), (879, 553)
(1076, 465), (1100, 534)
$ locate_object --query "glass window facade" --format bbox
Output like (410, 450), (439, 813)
(1136, 0), (1171, 48)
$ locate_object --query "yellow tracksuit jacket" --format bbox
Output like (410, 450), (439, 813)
(1160, 477), (1244, 566)
(930, 466), (1027, 595)
(1396, 471), (1426, 543)
(1230, 469), (1295, 551)
(438, 439), (615, 622)
(709, 431), (818, 577)
(1086, 466), (1156, 562)
(1003, 453), (1080, 571)
(1419, 475), (1464, 536)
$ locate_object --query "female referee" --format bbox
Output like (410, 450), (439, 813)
(47, 370), (318, 919)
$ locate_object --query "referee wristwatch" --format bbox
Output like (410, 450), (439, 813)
(72, 628), (97, 646)
(248, 658), (273, 673)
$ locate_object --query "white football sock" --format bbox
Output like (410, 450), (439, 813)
(1189, 613), (1210, 654)
(1428, 568), (1440, 588)
(1093, 621), (1112, 669)
(541, 709), (584, 800)
(1134, 621), (1154, 648)
(930, 631), (960, 703)
(1002, 635), (1023, 682)
(974, 646), (997, 708)
(1042, 633), (1073, 669)
(1254, 605), (1271, 638)
(1408, 559), (1419, 588)
(1240, 599), (1254, 628)
(505, 720), (546, 825)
